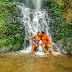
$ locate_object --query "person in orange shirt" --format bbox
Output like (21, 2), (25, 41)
(26, 32), (41, 53)
(41, 31), (56, 56)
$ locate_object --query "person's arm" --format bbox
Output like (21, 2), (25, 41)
(26, 35), (36, 40)
(29, 35), (36, 39)
(46, 35), (51, 44)
(49, 40), (51, 45)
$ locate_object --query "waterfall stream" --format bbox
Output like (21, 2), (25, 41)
(17, 0), (60, 55)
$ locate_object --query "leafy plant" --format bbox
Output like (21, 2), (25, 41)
(43, 0), (72, 54)
(0, 1), (25, 51)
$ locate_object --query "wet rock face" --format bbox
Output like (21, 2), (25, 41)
(55, 40), (72, 55)
(0, 48), (10, 53)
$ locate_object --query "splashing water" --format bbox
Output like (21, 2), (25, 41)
(17, 0), (61, 55)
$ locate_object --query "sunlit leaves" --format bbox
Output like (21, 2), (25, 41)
(5, 0), (9, 1)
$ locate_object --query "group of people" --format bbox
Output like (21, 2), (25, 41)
(26, 31), (56, 56)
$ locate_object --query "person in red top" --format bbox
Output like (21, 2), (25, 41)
(41, 31), (56, 56)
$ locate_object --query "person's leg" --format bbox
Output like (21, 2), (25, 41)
(42, 44), (50, 55)
(31, 44), (39, 53)
(34, 44), (39, 51)
(31, 46), (35, 53)
(47, 44), (56, 56)
(35, 44), (39, 48)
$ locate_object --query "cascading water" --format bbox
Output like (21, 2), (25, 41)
(17, 0), (61, 55)
(32, 0), (41, 11)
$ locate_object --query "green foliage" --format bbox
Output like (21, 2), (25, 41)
(55, 0), (72, 25)
(0, 2), (25, 51)
(44, 0), (72, 54)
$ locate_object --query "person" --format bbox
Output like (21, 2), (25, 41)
(26, 32), (41, 53)
(41, 31), (56, 56)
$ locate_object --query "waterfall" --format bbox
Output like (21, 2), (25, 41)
(32, 0), (41, 11)
(17, 0), (61, 55)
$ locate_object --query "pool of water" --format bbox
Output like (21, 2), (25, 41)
(0, 53), (72, 72)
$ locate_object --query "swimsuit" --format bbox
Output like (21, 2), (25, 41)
(32, 38), (40, 46)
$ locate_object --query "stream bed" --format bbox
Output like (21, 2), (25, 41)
(0, 53), (72, 72)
